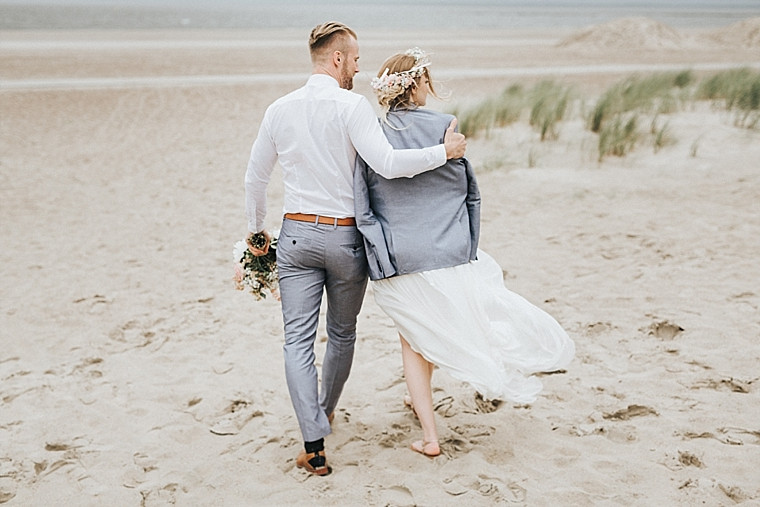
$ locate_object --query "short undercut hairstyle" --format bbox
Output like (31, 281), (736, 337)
(309, 22), (357, 62)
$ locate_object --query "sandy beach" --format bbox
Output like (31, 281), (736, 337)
(1, 17), (760, 506)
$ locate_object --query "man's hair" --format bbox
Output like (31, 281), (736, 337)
(309, 22), (357, 62)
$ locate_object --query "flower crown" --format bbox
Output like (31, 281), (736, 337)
(370, 47), (431, 104)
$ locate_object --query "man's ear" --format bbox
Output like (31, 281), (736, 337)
(334, 51), (342, 64)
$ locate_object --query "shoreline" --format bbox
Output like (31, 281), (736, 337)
(5, 61), (760, 92)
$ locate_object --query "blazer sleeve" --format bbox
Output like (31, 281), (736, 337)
(353, 156), (398, 280)
(464, 157), (481, 261)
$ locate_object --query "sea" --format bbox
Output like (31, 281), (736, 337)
(1, 0), (759, 31)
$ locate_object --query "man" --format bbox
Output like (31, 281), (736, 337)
(244, 21), (466, 476)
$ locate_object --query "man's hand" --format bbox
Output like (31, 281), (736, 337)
(443, 118), (466, 159)
(247, 230), (271, 256)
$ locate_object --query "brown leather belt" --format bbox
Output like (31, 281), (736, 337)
(284, 213), (356, 226)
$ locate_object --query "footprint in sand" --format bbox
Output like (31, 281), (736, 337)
(0, 459), (17, 504)
(441, 424), (496, 458)
(569, 422), (639, 443)
(442, 423), (497, 457)
(71, 357), (104, 378)
(450, 423), (496, 442)
(679, 478), (754, 504)
(718, 483), (753, 503)
(583, 321), (614, 337)
(474, 393), (503, 414)
(208, 399), (263, 436)
(690, 377), (753, 394)
(717, 426), (760, 445)
(602, 404), (659, 421)
(442, 473), (526, 502)
(138, 482), (182, 506)
(123, 452), (158, 489)
(72, 294), (111, 313)
(728, 291), (758, 310)
(644, 319), (684, 340)
(366, 484), (413, 505)
(0, 488), (15, 505)
(107, 317), (165, 350)
(433, 395), (458, 417)
(661, 449), (706, 471)
(374, 422), (413, 449)
(680, 426), (760, 446)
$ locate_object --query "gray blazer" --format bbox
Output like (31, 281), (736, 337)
(354, 108), (480, 281)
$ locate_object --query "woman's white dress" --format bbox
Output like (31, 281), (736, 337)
(372, 249), (575, 403)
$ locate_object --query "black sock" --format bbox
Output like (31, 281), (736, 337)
(304, 438), (324, 454)
(304, 439), (326, 468)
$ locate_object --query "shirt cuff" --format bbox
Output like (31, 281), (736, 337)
(433, 143), (447, 165)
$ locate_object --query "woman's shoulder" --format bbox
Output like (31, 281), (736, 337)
(386, 108), (455, 134)
(411, 108), (455, 124)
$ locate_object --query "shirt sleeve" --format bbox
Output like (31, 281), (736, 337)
(245, 115), (278, 233)
(347, 97), (446, 179)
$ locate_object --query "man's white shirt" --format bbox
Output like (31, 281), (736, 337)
(245, 74), (446, 232)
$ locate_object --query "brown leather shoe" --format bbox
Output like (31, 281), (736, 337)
(296, 449), (331, 476)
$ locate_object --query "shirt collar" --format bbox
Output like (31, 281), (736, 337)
(308, 73), (340, 88)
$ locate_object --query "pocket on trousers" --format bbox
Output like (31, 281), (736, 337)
(339, 242), (365, 258)
(337, 241), (368, 280)
(279, 223), (312, 246)
(277, 227), (312, 266)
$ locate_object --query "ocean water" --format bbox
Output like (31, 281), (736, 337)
(1, 0), (759, 31)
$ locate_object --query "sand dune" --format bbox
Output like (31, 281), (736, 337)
(708, 17), (760, 48)
(559, 16), (760, 52)
(558, 17), (685, 50)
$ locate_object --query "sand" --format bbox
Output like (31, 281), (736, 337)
(1, 18), (759, 506)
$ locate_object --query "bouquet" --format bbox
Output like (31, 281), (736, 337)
(233, 230), (280, 301)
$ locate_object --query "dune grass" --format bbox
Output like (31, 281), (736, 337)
(597, 113), (639, 161)
(588, 71), (693, 133)
(529, 81), (573, 141)
(651, 115), (675, 154)
(451, 81), (573, 140)
(454, 84), (525, 138)
(451, 67), (758, 164)
(696, 67), (760, 128)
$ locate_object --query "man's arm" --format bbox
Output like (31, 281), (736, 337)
(347, 98), (466, 179)
(244, 117), (278, 234)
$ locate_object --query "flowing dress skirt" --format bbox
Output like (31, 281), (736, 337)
(372, 250), (575, 403)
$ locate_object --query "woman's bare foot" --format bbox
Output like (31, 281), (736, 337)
(410, 439), (440, 457)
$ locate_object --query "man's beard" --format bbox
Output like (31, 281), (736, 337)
(340, 66), (354, 90)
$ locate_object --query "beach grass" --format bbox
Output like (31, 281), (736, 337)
(588, 71), (693, 134)
(597, 113), (639, 161)
(452, 81), (574, 140)
(696, 67), (760, 128)
(455, 84), (525, 138)
(651, 115), (675, 154)
(455, 68), (758, 163)
(529, 80), (573, 141)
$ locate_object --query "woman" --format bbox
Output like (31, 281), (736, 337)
(354, 48), (575, 457)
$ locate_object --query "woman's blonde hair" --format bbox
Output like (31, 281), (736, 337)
(373, 49), (439, 117)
